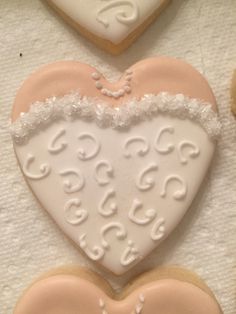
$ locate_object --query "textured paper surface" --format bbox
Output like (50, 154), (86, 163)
(0, 0), (235, 313)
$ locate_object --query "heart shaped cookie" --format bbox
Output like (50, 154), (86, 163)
(14, 267), (223, 314)
(11, 57), (221, 275)
(46, 0), (170, 54)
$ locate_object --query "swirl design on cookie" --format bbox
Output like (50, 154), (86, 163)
(46, 0), (171, 53)
(123, 136), (149, 158)
(48, 128), (67, 154)
(178, 141), (200, 164)
(94, 160), (114, 186)
(160, 175), (187, 201)
(77, 133), (101, 161)
(11, 57), (220, 274)
(101, 222), (127, 249)
(154, 126), (175, 154)
(59, 169), (85, 193)
(150, 218), (165, 241)
(128, 199), (156, 225)
(136, 163), (158, 191)
(64, 199), (88, 225)
(79, 234), (105, 261)
(22, 154), (51, 180)
(96, 0), (139, 28)
(98, 189), (118, 217)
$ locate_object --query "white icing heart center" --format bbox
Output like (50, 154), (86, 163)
(49, 0), (165, 44)
(12, 93), (218, 274)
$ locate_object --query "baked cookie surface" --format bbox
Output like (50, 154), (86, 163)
(46, 0), (170, 54)
(11, 57), (221, 275)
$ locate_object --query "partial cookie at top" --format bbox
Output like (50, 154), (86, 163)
(14, 266), (223, 314)
(46, 0), (171, 54)
(11, 57), (221, 275)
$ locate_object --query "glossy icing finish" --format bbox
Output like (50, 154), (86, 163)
(11, 57), (217, 121)
(11, 57), (219, 274)
(12, 114), (215, 274)
(48, 0), (166, 44)
(14, 275), (222, 314)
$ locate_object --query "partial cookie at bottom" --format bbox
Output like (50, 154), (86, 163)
(14, 267), (223, 314)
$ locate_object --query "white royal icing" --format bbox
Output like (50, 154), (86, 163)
(154, 126), (175, 154)
(59, 168), (85, 193)
(136, 163), (158, 191)
(92, 70), (132, 98)
(22, 153), (51, 180)
(150, 218), (165, 241)
(98, 188), (118, 217)
(48, 128), (67, 154)
(135, 294), (145, 314)
(101, 222), (127, 249)
(94, 160), (114, 186)
(160, 175), (187, 201)
(77, 133), (101, 161)
(120, 240), (139, 266)
(177, 140), (200, 164)
(79, 233), (105, 261)
(96, 1), (139, 28)
(11, 93), (221, 144)
(12, 92), (219, 274)
(99, 293), (145, 314)
(64, 198), (88, 225)
(128, 199), (156, 225)
(123, 136), (150, 158)
(49, 0), (165, 44)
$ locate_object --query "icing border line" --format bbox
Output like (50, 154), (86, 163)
(11, 92), (221, 144)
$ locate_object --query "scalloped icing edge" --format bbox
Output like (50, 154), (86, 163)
(10, 92), (221, 144)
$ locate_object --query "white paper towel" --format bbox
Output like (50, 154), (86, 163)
(0, 0), (235, 313)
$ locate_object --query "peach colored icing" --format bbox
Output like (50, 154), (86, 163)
(12, 57), (217, 121)
(11, 57), (220, 274)
(14, 275), (222, 314)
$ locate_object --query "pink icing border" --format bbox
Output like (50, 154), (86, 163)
(12, 57), (217, 121)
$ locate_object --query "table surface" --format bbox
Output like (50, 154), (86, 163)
(0, 0), (236, 313)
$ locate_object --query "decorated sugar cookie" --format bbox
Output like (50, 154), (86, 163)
(11, 57), (221, 275)
(46, 0), (170, 54)
(14, 266), (223, 314)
